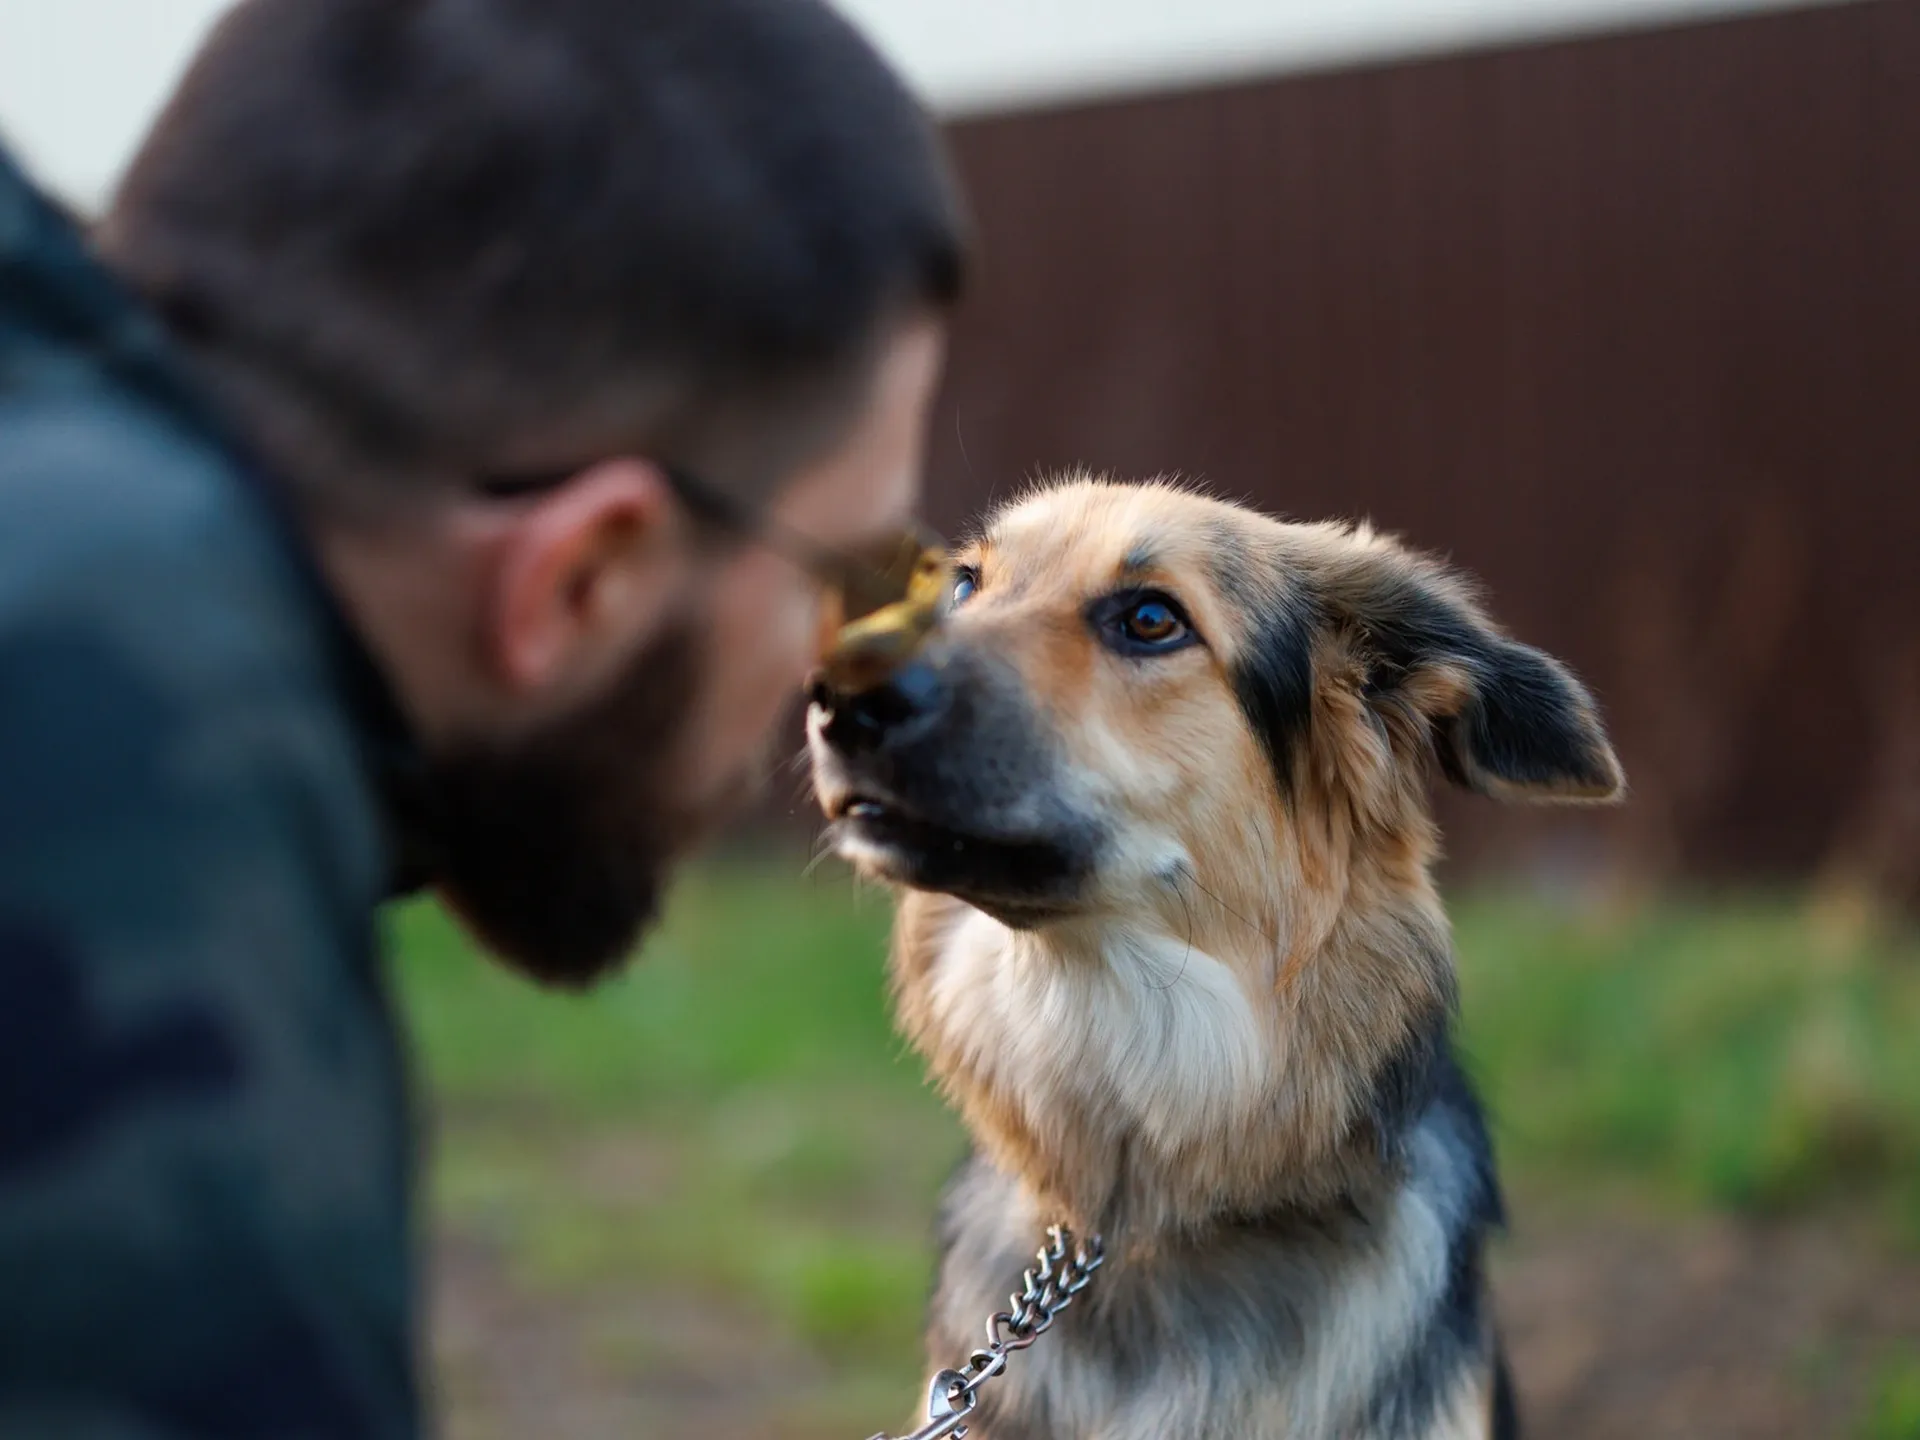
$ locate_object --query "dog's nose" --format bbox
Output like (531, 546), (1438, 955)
(810, 659), (946, 755)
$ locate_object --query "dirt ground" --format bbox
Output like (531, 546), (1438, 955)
(1496, 1212), (1920, 1439)
(432, 1207), (1920, 1440)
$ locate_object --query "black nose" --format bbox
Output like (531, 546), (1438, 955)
(811, 660), (946, 755)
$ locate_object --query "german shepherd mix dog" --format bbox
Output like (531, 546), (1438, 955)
(809, 476), (1625, 1440)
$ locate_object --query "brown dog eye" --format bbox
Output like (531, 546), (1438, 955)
(1125, 599), (1183, 644)
(1090, 589), (1200, 657)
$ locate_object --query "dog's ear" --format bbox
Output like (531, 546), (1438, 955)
(1324, 538), (1625, 804)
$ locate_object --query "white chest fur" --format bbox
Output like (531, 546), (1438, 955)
(922, 908), (1276, 1154)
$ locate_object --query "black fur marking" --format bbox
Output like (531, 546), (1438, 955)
(1444, 641), (1613, 796)
(1361, 1057), (1508, 1438)
(1227, 590), (1317, 794)
(1349, 569), (1488, 678)
(1364, 995), (1455, 1169)
(1494, 1346), (1522, 1440)
(1435, 1054), (1509, 1232)
(1350, 573), (1608, 797)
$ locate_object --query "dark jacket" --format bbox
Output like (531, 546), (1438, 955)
(0, 146), (424, 1438)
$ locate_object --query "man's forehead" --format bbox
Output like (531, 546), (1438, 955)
(768, 317), (945, 551)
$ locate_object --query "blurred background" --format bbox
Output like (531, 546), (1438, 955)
(5, 0), (1917, 1435)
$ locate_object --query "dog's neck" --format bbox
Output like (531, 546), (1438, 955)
(893, 886), (1459, 1248)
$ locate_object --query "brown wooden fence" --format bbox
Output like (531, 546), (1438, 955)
(864, 0), (1917, 899)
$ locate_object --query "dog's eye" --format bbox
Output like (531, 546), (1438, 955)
(1125, 599), (1183, 645)
(1091, 589), (1199, 656)
(951, 567), (979, 608)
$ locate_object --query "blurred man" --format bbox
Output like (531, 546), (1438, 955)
(0, 0), (964, 1432)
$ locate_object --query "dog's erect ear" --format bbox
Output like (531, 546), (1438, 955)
(1326, 539), (1626, 805)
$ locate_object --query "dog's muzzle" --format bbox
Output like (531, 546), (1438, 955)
(809, 648), (1104, 926)
(810, 657), (949, 759)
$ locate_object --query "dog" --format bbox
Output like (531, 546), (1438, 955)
(809, 474), (1624, 1440)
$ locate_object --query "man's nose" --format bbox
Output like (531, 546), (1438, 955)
(809, 658), (948, 756)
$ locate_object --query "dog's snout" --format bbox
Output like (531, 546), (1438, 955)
(811, 659), (948, 755)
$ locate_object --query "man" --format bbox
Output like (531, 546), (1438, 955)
(0, 0), (964, 1433)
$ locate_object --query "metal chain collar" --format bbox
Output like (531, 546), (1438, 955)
(866, 1225), (1106, 1440)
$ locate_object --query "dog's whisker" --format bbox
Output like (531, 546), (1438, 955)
(1174, 862), (1278, 947)
(1148, 875), (1197, 992)
(801, 827), (860, 884)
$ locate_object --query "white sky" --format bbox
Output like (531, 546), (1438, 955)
(0, 0), (1855, 212)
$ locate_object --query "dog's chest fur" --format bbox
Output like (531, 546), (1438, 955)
(924, 1092), (1501, 1440)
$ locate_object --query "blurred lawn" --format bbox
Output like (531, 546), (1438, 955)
(393, 863), (1920, 1430)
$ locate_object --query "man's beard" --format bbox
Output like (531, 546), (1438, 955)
(422, 616), (750, 989)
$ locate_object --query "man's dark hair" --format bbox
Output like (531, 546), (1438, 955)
(99, 0), (968, 510)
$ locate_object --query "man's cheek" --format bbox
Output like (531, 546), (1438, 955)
(690, 562), (816, 782)
(742, 583), (819, 739)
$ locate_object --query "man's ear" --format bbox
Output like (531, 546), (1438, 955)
(484, 459), (685, 701)
(1327, 537), (1626, 805)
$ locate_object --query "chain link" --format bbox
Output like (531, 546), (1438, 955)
(865, 1225), (1105, 1440)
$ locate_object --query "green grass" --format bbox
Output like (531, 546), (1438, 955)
(1861, 1353), (1920, 1440)
(1449, 891), (1920, 1231)
(394, 864), (1920, 1425)
(393, 867), (959, 1394)
(394, 867), (913, 1111)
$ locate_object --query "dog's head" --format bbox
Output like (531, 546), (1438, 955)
(812, 475), (1619, 927)
(808, 476), (1622, 1224)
